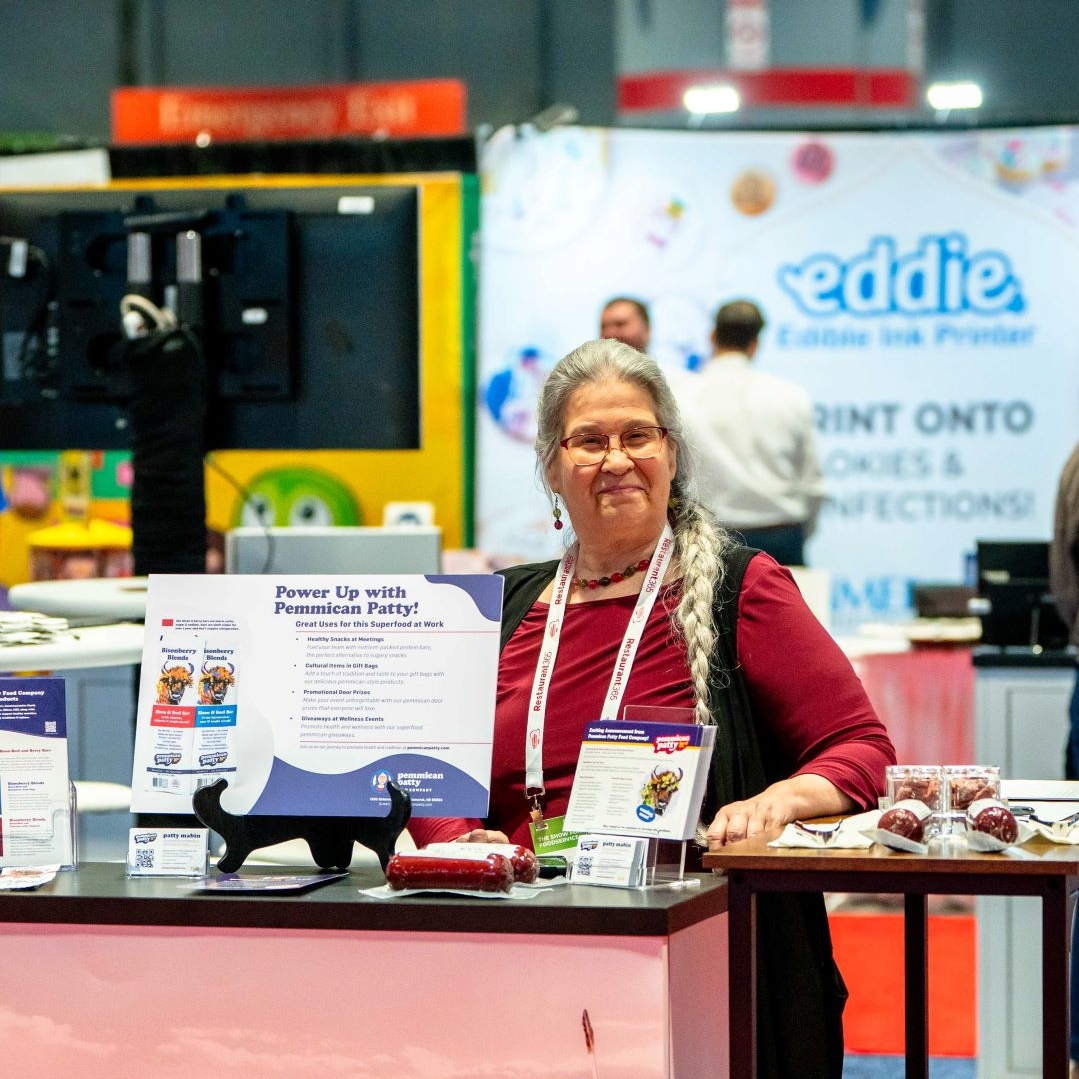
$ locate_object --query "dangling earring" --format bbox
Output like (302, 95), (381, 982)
(552, 495), (564, 530)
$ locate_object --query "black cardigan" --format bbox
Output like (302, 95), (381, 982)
(497, 545), (846, 1079)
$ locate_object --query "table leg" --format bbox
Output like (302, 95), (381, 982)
(903, 892), (929, 1079)
(728, 875), (757, 1079)
(1042, 877), (1076, 1079)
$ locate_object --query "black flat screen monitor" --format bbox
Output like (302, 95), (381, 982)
(975, 539), (1051, 588)
(980, 580), (1069, 649)
(0, 182), (419, 451)
(975, 539), (1069, 648)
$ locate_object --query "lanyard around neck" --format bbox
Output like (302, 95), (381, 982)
(523, 522), (676, 800)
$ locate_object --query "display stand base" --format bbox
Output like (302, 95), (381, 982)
(645, 839), (700, 890)
(192, 778), (411, 873)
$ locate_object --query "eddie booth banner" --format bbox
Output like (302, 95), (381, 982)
(477, 124), (1079, 628)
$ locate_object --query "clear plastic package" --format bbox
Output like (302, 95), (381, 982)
(885, 765), (944, 812)
(878, 763), (1018, 850)
(866, 798), (935, 852)
(878, 799), (933, 843)
(966, 797), (1019, 845)
(943, 765), (1001, 812)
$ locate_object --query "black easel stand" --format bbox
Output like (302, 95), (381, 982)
(128, 329), (207, 577)
(192, 778), (412, 873)
(127, 325), (209, 829)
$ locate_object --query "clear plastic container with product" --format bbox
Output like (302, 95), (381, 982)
(885, 765), (945, 811)
(943, 765), (1001, 812)
(943, 765), (1001, 833)
(884, 765), (945, 837)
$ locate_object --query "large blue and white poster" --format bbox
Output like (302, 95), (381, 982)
(131, 574), (503, 817)
(477, 125), (1079, 629)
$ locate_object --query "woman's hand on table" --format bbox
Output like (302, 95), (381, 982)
(456, 828), (510, 844)
(706, 774), (857, 848)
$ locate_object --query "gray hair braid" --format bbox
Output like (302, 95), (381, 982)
(669, 482), (736, 724)
(535, 339), (736, 723)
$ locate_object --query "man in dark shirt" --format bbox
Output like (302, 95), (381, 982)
(1047, 438), (1079, 1077)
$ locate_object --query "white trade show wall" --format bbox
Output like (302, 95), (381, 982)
(476, 124), (1079, 631)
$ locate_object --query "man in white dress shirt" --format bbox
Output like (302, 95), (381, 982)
(674, 299), (824, 565)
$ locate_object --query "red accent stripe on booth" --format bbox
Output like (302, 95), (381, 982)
(618, 67), (919, 111)
(831, 912), (976, 1057)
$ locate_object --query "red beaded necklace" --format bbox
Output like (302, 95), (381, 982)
(574, 557), (651, 591)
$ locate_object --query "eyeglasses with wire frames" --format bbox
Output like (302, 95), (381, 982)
(559, 425), (669, 466)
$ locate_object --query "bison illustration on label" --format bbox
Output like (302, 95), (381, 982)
(640, 765), (684, 816)
(156, 662), (194, 705)
(198, 661), (236, 705)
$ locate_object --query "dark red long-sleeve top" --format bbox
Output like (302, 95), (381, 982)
(408, 553), (895, 849)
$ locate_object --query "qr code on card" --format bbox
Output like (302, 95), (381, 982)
(134, 848), (155, 870)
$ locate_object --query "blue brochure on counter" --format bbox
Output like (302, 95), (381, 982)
(0, 677), (73, 867)
(563, 720), (716, 842)
(191, 872), (349, 894)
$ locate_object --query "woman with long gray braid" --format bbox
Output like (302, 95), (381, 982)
(410, 338), (895, 1078)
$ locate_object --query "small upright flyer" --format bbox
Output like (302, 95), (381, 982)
(0, 677), (73, 867)
(131, 573), (504, 819)
(563, 720), (716, 842)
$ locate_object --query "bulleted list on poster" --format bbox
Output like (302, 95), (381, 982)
(130, 573), (503, 819)
(563, 720), (716, 842)
(0, 677), (73, 867)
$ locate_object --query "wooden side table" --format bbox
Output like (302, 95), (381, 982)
(704, 836), (1079, 1079)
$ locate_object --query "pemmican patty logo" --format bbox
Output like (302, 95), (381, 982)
(778, 233), (1025, 317)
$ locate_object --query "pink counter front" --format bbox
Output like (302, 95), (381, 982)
(0, 864), (729, 1079)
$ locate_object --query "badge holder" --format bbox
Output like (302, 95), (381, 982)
(191, 777), (411, 873)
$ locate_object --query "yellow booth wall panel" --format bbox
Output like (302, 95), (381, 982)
(0, 173), (472, 578)
(0, 449), (131, 590)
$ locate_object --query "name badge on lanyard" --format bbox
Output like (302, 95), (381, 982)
(523, 523), (676, 820)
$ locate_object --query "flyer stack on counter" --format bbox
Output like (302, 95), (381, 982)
(0, 611), (71, 646)
(563, 720), (716, 842)
(0, 677), (73, 867)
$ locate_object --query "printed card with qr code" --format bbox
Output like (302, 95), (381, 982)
(126, 827), (209, 877)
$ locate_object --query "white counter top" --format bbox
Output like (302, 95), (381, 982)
(8, 577), (149, 621)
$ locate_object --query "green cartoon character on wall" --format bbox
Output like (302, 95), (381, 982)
(232, 467), (361, 528)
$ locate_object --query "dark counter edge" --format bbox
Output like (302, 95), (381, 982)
(0, 863), (728, 937)
(972, 645), (1076, 668)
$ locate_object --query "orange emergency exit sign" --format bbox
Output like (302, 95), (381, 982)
(111, 79), (467, 144)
